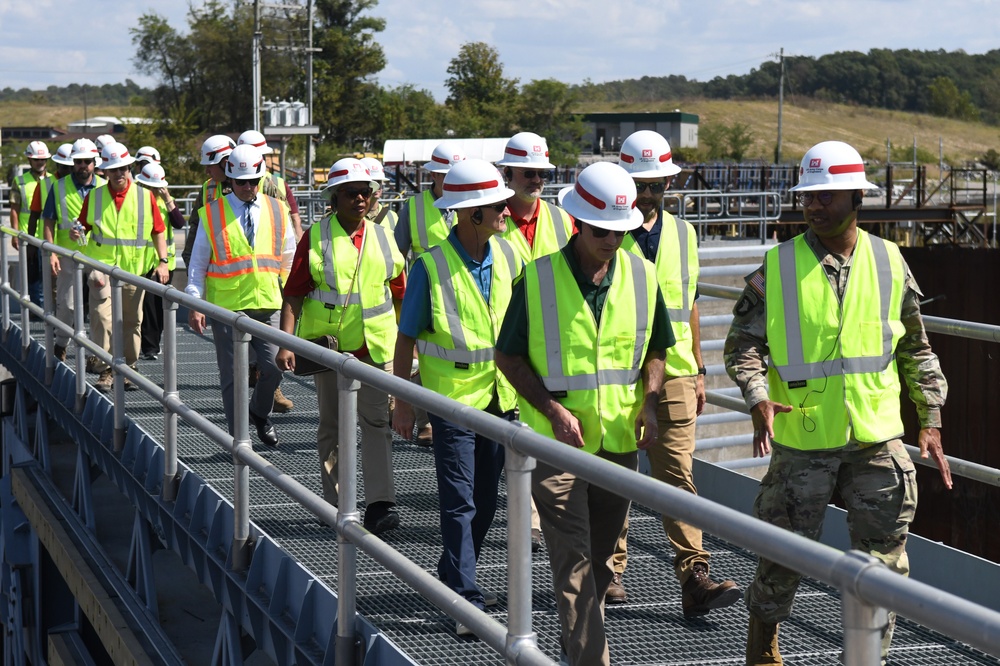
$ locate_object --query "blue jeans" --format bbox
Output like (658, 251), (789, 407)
(429, 408), (512, 610)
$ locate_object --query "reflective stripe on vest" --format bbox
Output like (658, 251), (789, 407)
(409, 190), (448, 255)
(205, 197), (284, 277)
(502, 200), (574, 263)
(53, 175), (104, 248)
(306, 220), (395, 319)
(533, 251), (649, 393)
(90, 186), (148, 249)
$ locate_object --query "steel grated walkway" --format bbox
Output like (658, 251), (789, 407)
(50, 322), (1000, 665)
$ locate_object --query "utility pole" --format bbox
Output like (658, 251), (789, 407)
(306, 0), (314, 184)
(252, 0), (262, 132)
(776, 47), (784, 164)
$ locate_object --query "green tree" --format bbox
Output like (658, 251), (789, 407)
(515, 79), (586, 166)
(444, 42), (518, 135)
(699, 120), (757, 161)
(926, 76), (979, 120)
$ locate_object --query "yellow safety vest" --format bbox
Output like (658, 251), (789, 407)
(83, 183), (152, 275)
(14, 172), (53, 237)
(500, 200), (574, 265)
(370, 203), (399, 232)
(51, 175), (105, 249)
(262, 171), (288, 203)
(519, 248), (657, 454)
(622, 211), (699, 376)
(297, 216), (404, 364)
(407, 189), (450, 255)
(416, 236), (519, 412)
(144, 198), (176, 272)
(202, 179), (225, 204)
(201, 196), (287, 311)
(765, 230), (906, 450)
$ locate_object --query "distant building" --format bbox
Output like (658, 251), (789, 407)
(581, 111), (699, 155)
(1, 127), (65, 142)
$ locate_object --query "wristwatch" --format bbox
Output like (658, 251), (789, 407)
(697, 366), (707, 375)
(159, 257), (169, 264)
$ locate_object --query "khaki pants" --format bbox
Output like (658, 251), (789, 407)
(612, 375), (708, 584)
(88, 271), (143, 372)
(314, 354), (396, 506)
(54, 264), (86, 348)
(534, 450), (636, 666)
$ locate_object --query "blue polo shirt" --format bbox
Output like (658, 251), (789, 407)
(398, 227), (495, 338)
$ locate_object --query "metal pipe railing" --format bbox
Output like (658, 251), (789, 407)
(3, 228), (1000, 664)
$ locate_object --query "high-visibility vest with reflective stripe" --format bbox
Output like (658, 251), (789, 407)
(621, 211), (699, 376)
(765, 230), (906, 450)
(51, 175), (105, 249)
(416, 236), (519, 412)
(202, 179), (225, 204)
(297, 216), (404, 364)
(144, 198), (176, 272)
(407, 189), (449, 255)
(202, 196), (286, 311)
(15, 172), (52, 237)
(262, 171), (288, 202)
(519, 248), (657, 454)
(83, 183), (152, 275)
(501, 200), (574, 265)
(371, 203), (399, 232)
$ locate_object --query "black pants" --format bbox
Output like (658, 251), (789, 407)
(140, 268), (174, 355)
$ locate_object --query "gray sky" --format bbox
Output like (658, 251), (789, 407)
(1, 0), (997, 99)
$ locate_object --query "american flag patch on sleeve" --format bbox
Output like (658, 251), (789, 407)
(748, 269), (765, 298)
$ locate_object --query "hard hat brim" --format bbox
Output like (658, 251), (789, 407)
(136, 176), (169, 188)
(626, 162), (682, 178)
(421, 161), (453, 173)
(100, 155), (137, 170)
(52, 156), (74, 166)
(789, 179), (879, 192)
(433, 186), (515, 210)
(320, 178), (381, 201)
(495, 158), (558, 170)
(560, 189), (643, 232)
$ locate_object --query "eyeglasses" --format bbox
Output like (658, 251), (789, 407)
(798, 191), (835, 207)
(480, 202), (507, 213)
(584, 223), (626, 239)
(634, 181), (666, 194)
(105, 166), (129, 174)
(233, 178), (261, 188)
(74, 159), (95, 166)
(519, 169), (553, 181)
(341, 187), (373, 199)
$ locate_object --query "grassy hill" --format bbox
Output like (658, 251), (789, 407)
(576, 97), (999, 165)
(0, 103), (145, 129)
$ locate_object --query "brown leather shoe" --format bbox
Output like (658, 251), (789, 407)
(605, 572), (627, 605)
(416, 424), (433, 447)
(682, 563), (741, 617)
(272, 387), (294, 413)
(95, 369), (113, 393)
(746, 615), (782, 665)
(86, 356), (100, 374)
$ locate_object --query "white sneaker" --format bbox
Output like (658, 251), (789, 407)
(482, 589), (498, 607)
(455, 621), (474, 637)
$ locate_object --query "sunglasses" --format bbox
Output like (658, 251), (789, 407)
(341, 187), (373, 199)
(480, 202), (508, 213)
(74, 159), (95, 166)
(105, 166), (129, 174)
(519, 169), (553, 180)
(234, 178), (261, 188)
(634, 181), (666, 194)
(798, 191), (835, 206)
(584, 223), (626, 239)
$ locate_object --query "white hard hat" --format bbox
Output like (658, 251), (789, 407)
(360, 157), (387, 181)
(225, 144), (267, 180)
(433, 159), (514, 210)
(422, 141), (466, 173)
(200, 135), (236, 165)
(135, 163), (169, 188)
(135, 146), (161, 165)
(559, 162), (642, 232)
(70, 138), (100, 162)
(95, 134), (116, 153)
(556, 185), (573, 207)
(496, 132), (556, 169)
(321, 158), (379, 201)
(99, 142), (136, 171)
(789, 141), (879, 192)
(618, 130), (681, 178)
(237, 129), (272, 155)
(52, 143), (75, 166)
(25, 140), (51, 160)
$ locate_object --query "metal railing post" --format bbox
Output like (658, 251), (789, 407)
(19, 239), (29, 361)
(162, 295), (179, 502)
(111, 274), (126, 452)
(504, 425), (539, 665)
(74, 261), (87, 413)
(336, 358), (361, 666)
(231, 321), (252, 571)
(42, 243), (54, 385)
(0, 233), (9, 338)
(838, 551), (888, 666)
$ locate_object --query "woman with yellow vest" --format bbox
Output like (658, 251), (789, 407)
(74, 142), (170, 393)
(496, 162), (672, 666)
(606, 130), (741, 614)
(276, 158), (406, 535)
(725, 141), (952, 665)
(185, 144), (295, 448)
(391, 159), (519, 635)
(9, 140), (53, 307)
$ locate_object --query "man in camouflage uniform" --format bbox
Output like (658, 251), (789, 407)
(724, 140), (952, 665)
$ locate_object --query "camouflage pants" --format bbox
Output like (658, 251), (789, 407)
(746, 439), (917, 654)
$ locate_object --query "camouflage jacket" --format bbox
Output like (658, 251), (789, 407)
(724, 229), (947, 438)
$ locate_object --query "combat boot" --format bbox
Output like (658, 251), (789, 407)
(746, 615), (782, 665)
(272, 387), (294, 413)
(682, 563), (741, 617)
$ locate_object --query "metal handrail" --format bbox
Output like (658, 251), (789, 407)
(2, 228), (1000, 664)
